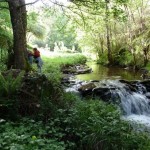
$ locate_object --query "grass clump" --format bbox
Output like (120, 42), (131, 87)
(43, 53), (86, 67)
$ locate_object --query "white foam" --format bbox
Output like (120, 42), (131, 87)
(123, 114), (150, 127)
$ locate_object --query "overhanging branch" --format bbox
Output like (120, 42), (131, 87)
(19, 0), (40, 8)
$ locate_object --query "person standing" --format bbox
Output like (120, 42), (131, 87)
(33, 48), (43, 73)
(27, 50), (33, 65)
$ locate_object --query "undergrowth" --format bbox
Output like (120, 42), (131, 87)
(0, 53), (150, 150)
(0, 100), (150, 150)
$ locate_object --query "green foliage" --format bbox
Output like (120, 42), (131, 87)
(145, 63), (150, 71)
(0, 3), (12, 50)
(96, 53), (108, 65)
(0, 119), (66, 150)
(0, 3), (12, 71)
(27, 11), (45, 40)
(30, 7), (78, 50)
(42, 100), (150, 150)
(62, 92), (80, 109)
(68, 0), (149, 67)
(0, 49), (7, 71)
(43, 54), (86, 83)
(113, 49), (133, 66)
(73, 100), (150, 149)
(0, 95), (150, 150)
(43, 9), (77, 50)
(0, 54), (86, 120)
(43, 60), (62, 84)
(0, 71), (25, 97)
(38, 80), (64, 120)
(0, 71), (25, 119)
(115, 0), (129, 4)
(35, 54), (86, 119)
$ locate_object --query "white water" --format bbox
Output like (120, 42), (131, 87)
(99, 80), (150, 128)
(123, 115), (150, 128)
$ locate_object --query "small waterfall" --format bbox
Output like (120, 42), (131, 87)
(97, 80), (150, 115)
(98, 80), (150, 128)
(119, 92), (150, 115)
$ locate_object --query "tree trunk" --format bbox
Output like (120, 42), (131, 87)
(143, 45), (149, 67)
(98, 33), (104, 54)
(8, 0), (27, 69)
(7, 40), (14, 69)
(105, 0), (112, 65)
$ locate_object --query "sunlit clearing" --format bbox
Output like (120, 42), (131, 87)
(38, 48), (73, 58)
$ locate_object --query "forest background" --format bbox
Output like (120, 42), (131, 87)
(0, 0), (150, 70)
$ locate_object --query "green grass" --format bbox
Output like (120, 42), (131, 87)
(43, 53), (86, 70)
(41, 53), (86, 83)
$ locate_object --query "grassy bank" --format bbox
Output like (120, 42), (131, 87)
(42, 53), (86, 83)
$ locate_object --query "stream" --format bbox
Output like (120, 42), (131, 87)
(76, 62), (142, 81)
(68, 62), (150, 130)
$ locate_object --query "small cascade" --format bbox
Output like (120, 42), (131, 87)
(118, 92), (150, 115)
(96, 80), (150, 115)
(96, 80), (150, 128)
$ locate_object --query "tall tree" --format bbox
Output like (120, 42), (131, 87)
(7, 0), (27, 69)
(105, 0), (112, 64)
(0, 0), (39, 70)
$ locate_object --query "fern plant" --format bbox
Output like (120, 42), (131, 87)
(0, 71), (25, 97)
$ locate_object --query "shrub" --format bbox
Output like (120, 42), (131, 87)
(72, 100), (150, 150)
(113, 50), (133, 67)
(0, 70), (25, 97)
(96, 53), (108, 65)
(0, 71), (25, 120)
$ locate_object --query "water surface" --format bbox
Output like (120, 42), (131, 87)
(76, 62), (142, 81)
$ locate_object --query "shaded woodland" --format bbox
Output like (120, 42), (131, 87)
(0, 0), (150, 150)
